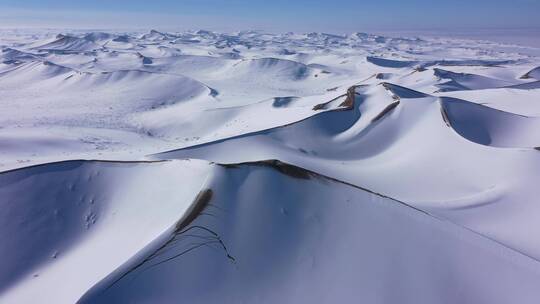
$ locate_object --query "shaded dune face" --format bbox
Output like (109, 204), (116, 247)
(0, 159), (213, 303)
(433, 68), (513, 91)
(79, 162), (540, 304)
(440, 97), (540, 147)
(1, 29), (540, 304)
(521, 66), (540, 80)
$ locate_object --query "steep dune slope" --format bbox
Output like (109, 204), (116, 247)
(79, 161), (540, 304)
(440, 97), (540, 147)
(0, 159), (213, 304)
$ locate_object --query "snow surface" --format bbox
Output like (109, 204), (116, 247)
(1, 29), (540, 303)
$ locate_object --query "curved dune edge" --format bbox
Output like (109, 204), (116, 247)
(1, 157), (539, 304)
(77, 159), (540, 304)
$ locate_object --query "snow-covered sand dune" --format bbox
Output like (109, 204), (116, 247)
(79, 161), (540, 304)
(1, 29), (540, 303)
(0, 159), (213, 303)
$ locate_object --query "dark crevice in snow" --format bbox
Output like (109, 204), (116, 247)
(175, 189), (213, 232)
(312, 93), (346, 110)
(313, 85), (360, 111)
(222, 160), (314, 180)
(339, 85), (359, 109)
(371, 101), (400, 123)
(440, 104), (452, 127)
(104, 189), (235, 291)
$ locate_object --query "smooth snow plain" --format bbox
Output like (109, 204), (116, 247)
(1, 29), (540, 304)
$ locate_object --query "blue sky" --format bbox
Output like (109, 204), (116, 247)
(0, 0), (539, 31)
